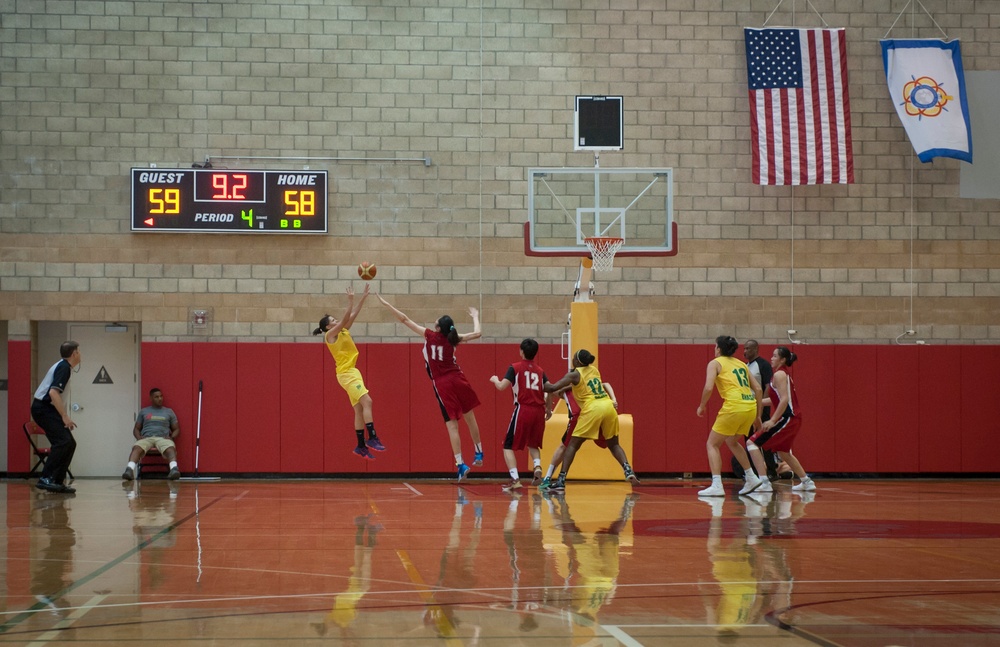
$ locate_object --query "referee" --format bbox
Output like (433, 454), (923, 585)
(31, 341), (82, 494)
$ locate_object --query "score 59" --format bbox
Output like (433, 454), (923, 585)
(149, 188), (181, 214)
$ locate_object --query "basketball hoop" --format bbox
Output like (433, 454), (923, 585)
(584, 237), (624, 272)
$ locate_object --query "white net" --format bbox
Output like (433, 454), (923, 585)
(584, 237), (624, 272)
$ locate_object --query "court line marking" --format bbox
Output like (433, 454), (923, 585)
(25, 594), (108, 647)
(602, 624), (646, 646)
(396, 482), (423, 496)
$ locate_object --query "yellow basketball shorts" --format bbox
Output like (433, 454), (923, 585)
(712, 406), (755, 437)
(337, 368), (370, 406)
(572, 400), (618, 440)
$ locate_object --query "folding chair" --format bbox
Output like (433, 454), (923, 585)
(136, 446), (169, 478)
(23, 420), (74, 480)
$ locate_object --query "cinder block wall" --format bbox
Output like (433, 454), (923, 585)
(2, 0), (999, 344)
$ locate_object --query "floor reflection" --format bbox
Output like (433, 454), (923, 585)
(2, 478), (997, 646)
(30, 492), (76, 617)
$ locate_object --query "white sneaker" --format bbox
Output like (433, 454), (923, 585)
(738, 474), (763, 495)
(698, 483), (726, 497)
(792, 477), (816, 492)
(755, 479), (773, 493)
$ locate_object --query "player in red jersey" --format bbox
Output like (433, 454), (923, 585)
(491, 338), (551, 492)
(377, 294), (484, 480)
(748, 346), (815, 493)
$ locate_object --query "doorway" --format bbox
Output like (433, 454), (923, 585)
(63, 323), (139, 477)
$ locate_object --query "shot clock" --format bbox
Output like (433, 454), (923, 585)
(131, 168), (328, 233)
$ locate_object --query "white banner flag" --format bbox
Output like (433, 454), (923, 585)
(881, 39), (972, 163)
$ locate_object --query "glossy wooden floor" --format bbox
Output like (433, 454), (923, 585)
(2, 477), (999, 646)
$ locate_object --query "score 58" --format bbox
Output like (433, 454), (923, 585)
(283, 189), (315, 216)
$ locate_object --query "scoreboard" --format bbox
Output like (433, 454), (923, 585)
(131, 168), (328, 233)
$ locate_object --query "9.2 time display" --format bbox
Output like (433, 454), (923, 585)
(131, 168), (328, 233)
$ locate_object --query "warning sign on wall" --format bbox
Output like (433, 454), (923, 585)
(93, 366), (114, 384)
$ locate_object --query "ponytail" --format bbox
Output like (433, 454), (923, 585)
(437, 315), (460, 346)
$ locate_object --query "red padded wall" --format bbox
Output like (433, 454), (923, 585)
(280, 344), (324, 473)
(664, 344), (716, 472)
(622, 344), (666, 472)
(112, 341), (1000, 476)
(363, 343), (411, 472)
(961, 346), (999, 472)
(236, 344), (282, 472)
(6, 340), (32, 473)
(191, 343), (237, 472)
(831, 346), (875, 472)
(876, 346), (920, 472)
(139, 342), (195, 471)
(917, 346), (960, 472)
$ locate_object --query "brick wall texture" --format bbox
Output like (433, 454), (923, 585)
(2, 0), (999, 344)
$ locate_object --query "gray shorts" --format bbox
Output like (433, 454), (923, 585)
(134, 436), (176, 454)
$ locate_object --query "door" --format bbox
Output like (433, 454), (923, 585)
(65, 324), (139, 476)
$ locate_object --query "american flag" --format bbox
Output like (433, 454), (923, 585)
(745, 28), (854, 185)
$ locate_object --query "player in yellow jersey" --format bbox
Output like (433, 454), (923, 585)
(696, 335), (763, 497)
(543, 349), (638, 491)
(313, 284), (386, 460)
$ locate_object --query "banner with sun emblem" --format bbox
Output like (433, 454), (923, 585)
(880, 39), (972, 163)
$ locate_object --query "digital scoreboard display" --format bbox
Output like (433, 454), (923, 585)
(131, 168), (328, 233)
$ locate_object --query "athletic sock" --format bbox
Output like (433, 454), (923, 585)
(712, 475), (722, 487)
(509, 468), (519, 480)
(454, 453), (464, 465)
(365, 422), (377, 439)
(474, 443), (483, 454)
(127, 461), (137, 470)
(533, 458), (542, 469)
(355, 429), (366, 448)
(545, 465), (556, 478)
(169, 461), (178, 469)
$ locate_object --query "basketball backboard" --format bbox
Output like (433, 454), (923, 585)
(523, 167), (677, 257)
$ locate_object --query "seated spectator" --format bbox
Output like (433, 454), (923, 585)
(122, 388), (180, 481)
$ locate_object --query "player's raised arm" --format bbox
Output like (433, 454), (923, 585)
(376, 293), (427, 336)
(323, 288), (355, 342)
(459, 306), (482, 342)
(344, 283), (370, 329)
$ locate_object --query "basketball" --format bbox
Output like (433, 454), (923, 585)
(357, 261), (377, 280)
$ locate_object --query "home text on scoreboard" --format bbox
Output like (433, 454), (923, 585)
(131, 168), (329, 233)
